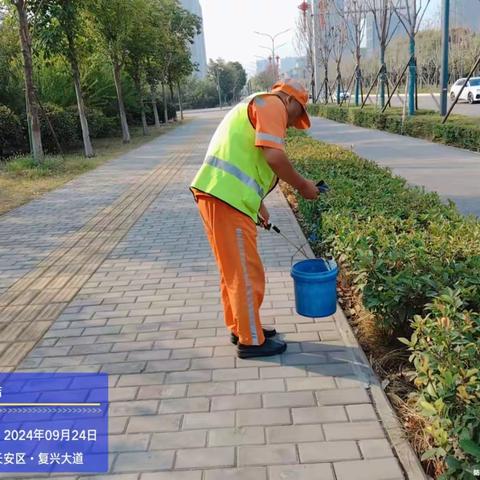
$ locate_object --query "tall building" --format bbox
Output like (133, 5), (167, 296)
(179, 0), (208, 78)
(255, 56), (308, 85)
(280, 57), (309, 83)
(451, 0), (480, 32)
(256, 59), (270, 75)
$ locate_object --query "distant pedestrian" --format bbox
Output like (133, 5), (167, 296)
(191, 79), (319, 358)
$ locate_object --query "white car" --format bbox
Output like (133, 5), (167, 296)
(450, 77), (480, 104)
(334, 91), (350, 102)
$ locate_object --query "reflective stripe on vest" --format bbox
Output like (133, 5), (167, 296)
(190, 92), (277, 222)
(204, 156), (265, 198)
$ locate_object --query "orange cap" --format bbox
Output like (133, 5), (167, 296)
(271, 78), (311, 130)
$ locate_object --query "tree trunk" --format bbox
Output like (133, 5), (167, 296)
(140, 97), (148, 136)
(162, 83), (168, 124)
(134, 76), (148, 136)
(355, 46), (362, 106)
(336, 68), (341, 105)
(408, 35), (416, 116)
(15, 0), (44, 162)
(151, 85), (160, 128)
(380, 45), (386, 109)
(324, 66), (329, 104)
(169, 83), (176, 121)
(112, 62), (130, 143)
(68, 39), (94, 157)
(177, 82), (184, 121)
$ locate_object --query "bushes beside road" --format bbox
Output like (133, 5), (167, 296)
(0, 105), (26, 158)
(0, 102), (176, 159)
(285, 134), (480, 478)
(308, 104), (480, 153)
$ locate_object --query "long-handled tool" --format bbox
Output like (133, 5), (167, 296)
(263, 180), (330, 261)
(264, 223), (310, 259)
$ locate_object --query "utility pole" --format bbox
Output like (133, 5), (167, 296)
(440, 0), (450, 116)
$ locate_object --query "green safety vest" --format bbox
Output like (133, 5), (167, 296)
(190, 93), (278, 222)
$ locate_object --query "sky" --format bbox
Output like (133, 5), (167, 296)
(199, 0), (300, 74)
(199, 0), (440, 75)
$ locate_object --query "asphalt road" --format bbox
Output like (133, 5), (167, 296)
(365, 93), (480, 117)
(185, 95), (480, 118)
(309, 116), (480, 217)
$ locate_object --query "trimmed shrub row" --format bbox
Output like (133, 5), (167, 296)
(286, 134), (480, 478)
(0, 101), (177, 159)
(308, 104), (480, 153)
(0, 105), (26, 158)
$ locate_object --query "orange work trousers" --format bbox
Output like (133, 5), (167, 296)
(196, 194), (266, 346)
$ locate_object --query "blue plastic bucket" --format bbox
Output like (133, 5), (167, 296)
(291, 258), (338, 318)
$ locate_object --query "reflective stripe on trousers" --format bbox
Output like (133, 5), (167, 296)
(235, 228), (259, 345)
(195, 194), (266, 346)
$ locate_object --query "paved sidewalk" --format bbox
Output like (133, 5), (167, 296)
(310, 116), (480, 217)
(0, 111), (415, 479)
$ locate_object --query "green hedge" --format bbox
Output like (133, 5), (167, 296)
(0, 105), (27, 157)
(39, 103), (81, 153)
(66, 106), (120, 139)
(286, 134), (480, 477)
(308, 104), (480, 152)
(144, 102), (177, 125)
(403, 292), (480, 479)
(1, 101), (177, 159)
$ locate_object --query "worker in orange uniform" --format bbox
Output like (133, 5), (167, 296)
(190, 79), (319, 358)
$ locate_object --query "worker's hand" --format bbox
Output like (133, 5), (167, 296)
(258, 201), (270, 228)
(298, 179), (319, 200)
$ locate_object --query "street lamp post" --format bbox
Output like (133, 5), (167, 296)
(311, 0), (321, 103)
(215, 67), (223, 110)
(255, 29), (290, 81)
(298, 1), (315, 100)
(440, 0), (450, 116)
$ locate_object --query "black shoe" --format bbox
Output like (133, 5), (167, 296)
(237, 338), (287, 359)
(231, 328), (277, 345)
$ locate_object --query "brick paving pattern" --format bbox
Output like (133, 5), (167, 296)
(0, 112), (407, 479)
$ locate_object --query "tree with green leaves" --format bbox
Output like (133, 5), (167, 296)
(124, 0), (161, 135)
(32, 0), (94, 156)
(143, 0), (167, 128)
(87, 0), (141, 143)
(208, 59), (247, 105)
(0, 13), (24, 112)
(158, 0), (200, 122)
(142, 0), (199, 127)
(8, 0), (44, 162)
(181, 76), (218, 109)
(229, 61), (247, 102)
